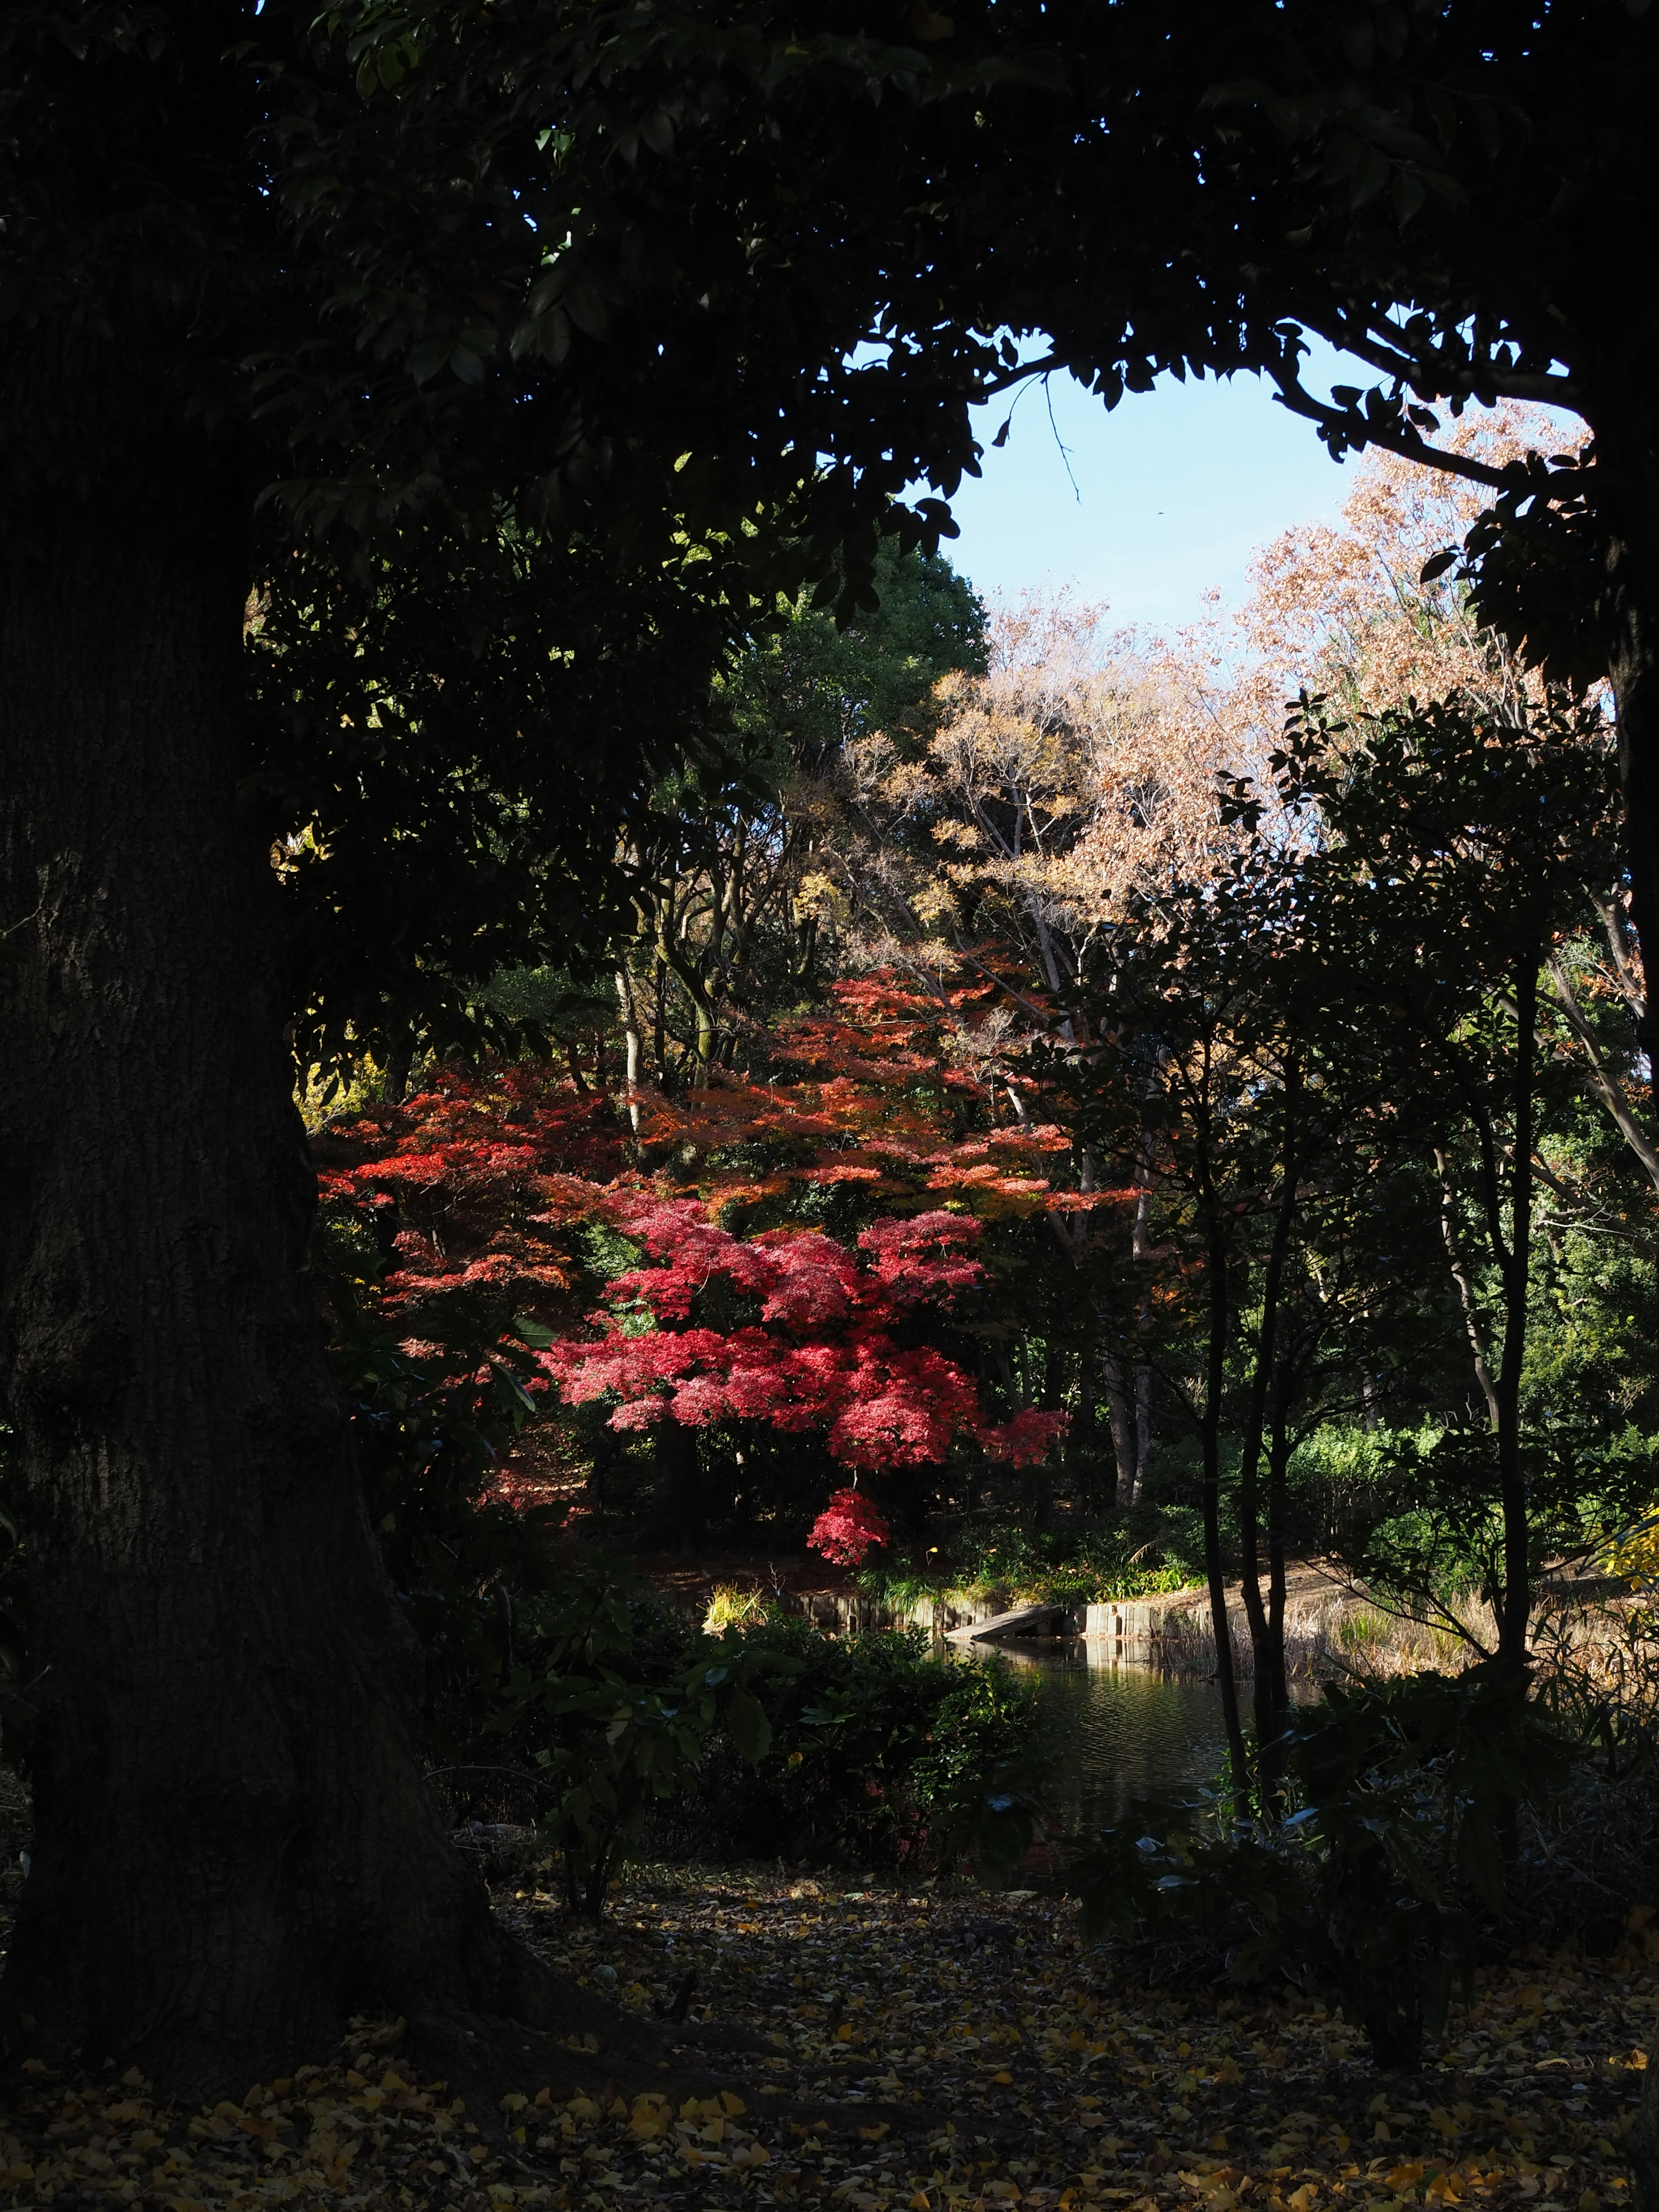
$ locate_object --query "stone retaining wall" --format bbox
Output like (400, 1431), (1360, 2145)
(788, 1583), (1378, 1673)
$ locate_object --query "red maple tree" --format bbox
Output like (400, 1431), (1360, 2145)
(539, 1197), (1059, 1480)
(309, 969), (1109, 1535)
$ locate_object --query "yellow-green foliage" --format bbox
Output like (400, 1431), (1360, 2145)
(1610, 1512), (1659, 1588)
(702, 1585), (775, 1634)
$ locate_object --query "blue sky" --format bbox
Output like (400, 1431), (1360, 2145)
(933, 354), (1359, 631)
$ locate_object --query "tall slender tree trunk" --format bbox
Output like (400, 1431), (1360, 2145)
(616, 969), (642, 1132)
(0, 360), (611, 2097)
(1198, 1209), (1248, 1805)
(1099, 1346), (1133, 1509)
(1263, 1365), (1293, 1763)
(1491, 955), (1538, 1679)
(1434, 1146), (1503, 1427)
(1236, 1084), (1299, 1812)
(382, 1010), (419, 1106)
(652, 959), (670, 1086)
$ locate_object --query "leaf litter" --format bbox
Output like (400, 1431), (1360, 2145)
(2, 1870), (1652, 2212)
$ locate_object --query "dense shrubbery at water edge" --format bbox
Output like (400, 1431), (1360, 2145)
(432, 1568), (1046, 1913)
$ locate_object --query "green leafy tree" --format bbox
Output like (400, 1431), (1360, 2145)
(1279, 696), (1624, 1677)
(611, 543), (988, 1086)
(1077, 691), (1626, 1813)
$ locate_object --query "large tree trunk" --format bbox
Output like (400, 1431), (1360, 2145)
(1630, 2058), (1659, 2212)
(0, 369), (588, 2098)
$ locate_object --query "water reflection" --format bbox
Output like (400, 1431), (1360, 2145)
(992, 1638), (1233, 1833)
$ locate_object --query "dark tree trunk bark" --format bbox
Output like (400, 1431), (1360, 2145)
(0, 362), (612, 2099)
(1631, 2059), (1659, 2212)
(1446, 954), (1537, 1683)
(655, 1416), (703, 1554)
(1134, 1342), (1152, 1504)
(382, 1011), (420, 1106)
(1262, 1368), (1292, 1776)
(1236, 1085), (1299, 1814)
(1098, 1346), (1133, 1509)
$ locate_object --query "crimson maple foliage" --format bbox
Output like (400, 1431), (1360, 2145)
(310, 972), (1090, 1542)
(312, 1066), (626, 1321)
(807, 1487), (893, 1566)
(539, 1197), (1061, 1474)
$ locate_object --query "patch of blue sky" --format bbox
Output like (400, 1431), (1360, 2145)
(912, 334), (1581, 632)
(922, 340), (1361, 629)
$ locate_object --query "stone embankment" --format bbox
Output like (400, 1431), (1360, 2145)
(790, 1567), (1378, 1674)
(651, 1553), (1629, 1677)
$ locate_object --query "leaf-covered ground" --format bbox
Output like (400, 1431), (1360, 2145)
(2, 1870), (1651, 2212)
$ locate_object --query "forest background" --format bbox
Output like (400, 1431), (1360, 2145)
(303, 403), (1658, 1821)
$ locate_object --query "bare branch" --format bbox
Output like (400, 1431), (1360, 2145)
(1545, 957), (1659, 1197)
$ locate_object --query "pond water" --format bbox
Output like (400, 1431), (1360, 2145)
(991, 1638), (1234, 1833)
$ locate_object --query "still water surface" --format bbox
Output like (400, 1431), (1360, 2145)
(992, 1639), (1233, 1832)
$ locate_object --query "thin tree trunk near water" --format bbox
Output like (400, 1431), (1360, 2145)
(0, 357), (639, 2100)
(1264, 1369), (1292, 1767)
(1198, 1209), (1249, 1808)
(1236, 1081), (1300, 1812)
(1133, 1344), (1152, 1507)
(1099, 1345), (1134, 1509)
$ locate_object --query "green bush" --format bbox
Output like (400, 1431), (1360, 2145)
(650, 1617), (1047, 1881)
(478, 1578), (1047, 1912)
(495, 1567), (796, 1915)
(1072, 1667), (1580, 2069)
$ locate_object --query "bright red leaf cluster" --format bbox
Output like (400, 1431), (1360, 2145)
(807, 1488), (893, 1567)
(540, 1199), (1064, 1473)
(310, 972), (1090, 1510)
(312, 1069), (626, 1319)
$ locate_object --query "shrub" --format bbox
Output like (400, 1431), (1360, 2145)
(1073, 1668), (1580, 2070)
(476, 1576), (1046, 1912)
(496, 1567), (793, 1916)
(650, 1617), (1046, 1879)
(704, 1584), (776, 1633)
